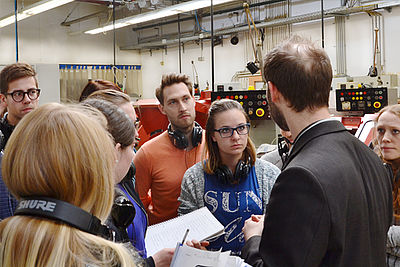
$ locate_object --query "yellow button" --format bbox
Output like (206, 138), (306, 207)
(356, 97), (359, 100)
(235, 95), (238, 99)
(373, 102), (381, 109)
(256, 108), (265, 117)
(360, 97), (363, 100)
(239, 102), (243, 105)
(352, 97), (355, 100)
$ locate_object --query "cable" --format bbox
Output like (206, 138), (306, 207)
(194, 11), (211, 33)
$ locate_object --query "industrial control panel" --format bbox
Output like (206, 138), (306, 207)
(336, 87), (389, 114)
(211, 90), (269, 120)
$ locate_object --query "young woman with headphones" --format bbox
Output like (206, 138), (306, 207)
(178, 99), (280, 254)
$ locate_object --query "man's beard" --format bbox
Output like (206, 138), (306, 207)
(267, 90), (290, 131)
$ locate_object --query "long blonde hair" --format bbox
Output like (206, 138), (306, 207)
(0, 103), (139, 267)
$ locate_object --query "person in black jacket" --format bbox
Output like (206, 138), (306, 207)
(241, 35), (393, 267)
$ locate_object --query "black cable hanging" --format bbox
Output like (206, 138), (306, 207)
(321, 0), (325, 48)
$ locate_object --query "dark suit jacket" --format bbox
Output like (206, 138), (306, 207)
(242, 120), (393, 267)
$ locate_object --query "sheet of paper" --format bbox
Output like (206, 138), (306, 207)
(145, 207), (224, 256)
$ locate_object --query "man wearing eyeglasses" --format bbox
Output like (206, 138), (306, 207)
(0, 62), (40, 220)
(0, 63), (40, 151)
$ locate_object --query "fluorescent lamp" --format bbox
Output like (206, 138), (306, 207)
(85, 0), (236, 35)
(0, 0), (74, 28)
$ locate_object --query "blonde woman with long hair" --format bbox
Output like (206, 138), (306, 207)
(0, 103), (141, 267)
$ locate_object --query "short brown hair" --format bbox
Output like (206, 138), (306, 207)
(0, 63), (38, 95)
(263, 35), (332, 112)
(79, 80), (122, 102)
(203, 99), (256, 175)
(87, 89), (131, 106)
(155, 73), (193, 105)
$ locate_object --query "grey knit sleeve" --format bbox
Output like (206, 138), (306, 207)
(255, 158), (281, 212)
(178, 162), (206, 215)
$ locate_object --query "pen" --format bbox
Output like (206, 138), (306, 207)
(181, 228), (189, 245)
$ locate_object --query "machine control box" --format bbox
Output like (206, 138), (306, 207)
(211, 90), (270, 120)
(336, 87), (389, 114)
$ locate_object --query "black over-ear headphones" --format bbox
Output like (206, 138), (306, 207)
(168, 121), (203, 149)
(277, 134), (291, 163)
(14, 197), (112, 240)
(214, 159), (251, 184)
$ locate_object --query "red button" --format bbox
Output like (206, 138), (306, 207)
(244, 95), (248, 99)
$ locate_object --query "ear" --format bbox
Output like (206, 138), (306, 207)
(158, 104), (166, 115)
(0, 94), (7, 106)
(211, 133), (217, 143)
(267, 81), (281, 104)
(115, 143), (122, 161)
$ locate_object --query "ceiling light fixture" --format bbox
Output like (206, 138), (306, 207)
(85, 0), (237, 35)
(0, 0), (74, 28)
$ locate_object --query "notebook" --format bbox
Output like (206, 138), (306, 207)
(144, 207), (224, 256)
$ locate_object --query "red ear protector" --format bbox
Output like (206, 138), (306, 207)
(214, 159), (251, 184)
(168, 121), (203, 149)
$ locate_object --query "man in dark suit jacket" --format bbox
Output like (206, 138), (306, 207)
(241, 35), (393, 267)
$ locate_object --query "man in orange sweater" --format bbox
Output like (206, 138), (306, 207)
(134, 73), (205, 225)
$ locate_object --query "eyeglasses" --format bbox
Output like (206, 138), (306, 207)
(6, 88), (41, 102)
(214, 123), (250, 138)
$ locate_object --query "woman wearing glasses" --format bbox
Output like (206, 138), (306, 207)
(178, 99), (280, 254)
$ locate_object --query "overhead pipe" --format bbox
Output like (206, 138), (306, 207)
(120, 5), (378, 50)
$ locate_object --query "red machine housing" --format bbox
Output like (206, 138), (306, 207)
(134, 98), (211, 147)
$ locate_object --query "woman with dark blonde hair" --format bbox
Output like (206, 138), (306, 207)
(0, 103), (141, 267)
(374, 104), (400, 266)
(178, 99), (280, 254)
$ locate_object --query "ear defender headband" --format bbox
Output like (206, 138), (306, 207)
(168, 121), (203, 149)
(214, 158), (251, 184)
(14, 197), (112, 240)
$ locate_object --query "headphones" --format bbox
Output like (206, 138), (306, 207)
(214, 159), (251, 184)
(277, 134), (291, 163)
(168, 121), (203, 149)
(14, 197), (112, 240)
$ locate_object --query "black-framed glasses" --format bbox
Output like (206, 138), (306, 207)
(6, 88), (41, 102)
(214, 123), (250, 138)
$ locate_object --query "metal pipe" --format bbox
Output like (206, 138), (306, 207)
(15, 0), (18, 62)
(130, 0), (286, 32)
(121, 5), (377, 50)
(61, 11), (104, 26)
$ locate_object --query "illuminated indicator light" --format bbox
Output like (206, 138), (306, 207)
(373, 102), (381, 109)
(356, 92), (359, 95)
(217, 96), (221, 99)
(356, 97), (359, 100)
(235, 95), (238, 99)
(230, 96), (234, 99)
(364, 92), (367, 95)
(379, 96), (383, 100)
(341, 93), (344, 96)
(239, 95), (243, 99)
(352, 97), (355, 100)
(352, 92), (355, 95)
(226, 96), (229, 99)
(262, 101), (267, 105)
(244, 95), (248, 99)
(239, 102), (243, 105)
(360, 97), (363, 100)
(256, 108), (265, 117)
